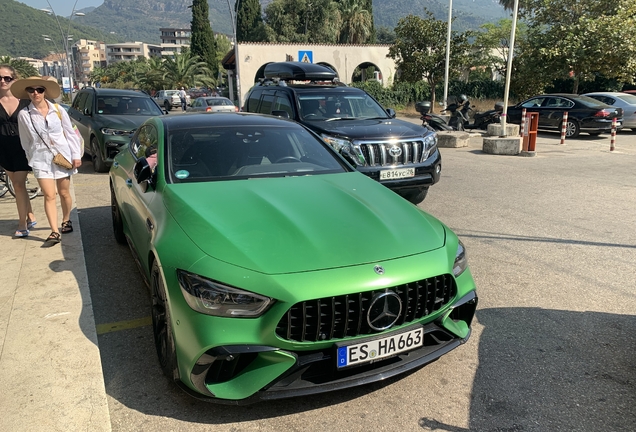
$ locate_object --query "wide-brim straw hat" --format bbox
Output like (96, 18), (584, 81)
(10, 76), (61, 99)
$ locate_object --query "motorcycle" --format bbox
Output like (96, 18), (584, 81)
(415, 101), (452, 131)
(464, 101), (504, 130)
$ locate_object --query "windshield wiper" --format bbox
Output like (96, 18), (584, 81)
(325, 117), (360, 122)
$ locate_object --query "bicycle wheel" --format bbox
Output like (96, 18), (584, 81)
(7, 172), (41, 200)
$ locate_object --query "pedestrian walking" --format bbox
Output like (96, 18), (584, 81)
(0, 64), (37, 238)
(179, 87), (187, 111)
(14, 76), (82, 246)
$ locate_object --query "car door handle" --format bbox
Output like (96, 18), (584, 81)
(126, 179), (132, 187)
(146, 218), (154, 232)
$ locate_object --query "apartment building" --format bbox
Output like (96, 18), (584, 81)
(159, 28), (191, 56)
(72, 39), (107, 85)
(106, 42), (162, 63)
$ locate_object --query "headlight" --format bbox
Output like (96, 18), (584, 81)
(101, 128), (133, 136)
(453, 240), (468, 277)
(422, 133), (438, 161)
(177, 270), (273, 318)
(321, 134), (365, 166)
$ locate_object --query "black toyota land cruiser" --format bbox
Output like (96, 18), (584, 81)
(243, 62), (441, 204)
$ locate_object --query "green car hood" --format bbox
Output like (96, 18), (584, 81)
(163, 172), (445, 274)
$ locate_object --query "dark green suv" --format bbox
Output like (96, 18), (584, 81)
(68, 88), (165, 172)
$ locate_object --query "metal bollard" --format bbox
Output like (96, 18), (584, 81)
(560, 112), (569, 144)
(610, 118), (617, 151)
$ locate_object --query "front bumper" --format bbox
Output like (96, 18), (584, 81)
(357, 149), (442, 195)
(101, 136), (131, 163)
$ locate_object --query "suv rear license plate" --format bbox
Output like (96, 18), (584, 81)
(380, 168), (415, 180)
(336, 326), (423, 368)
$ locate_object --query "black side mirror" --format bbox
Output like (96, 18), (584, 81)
(134, 158), (152, 190)
(271, 110), (290, 119)
(386, 108), (397, 118)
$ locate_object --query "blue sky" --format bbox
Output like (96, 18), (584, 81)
(18, 0), (104, 17)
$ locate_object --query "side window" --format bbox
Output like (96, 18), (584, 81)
(246, 89), (263, 112)
(273, 93), (293, 117)
(72, 92), (87, 110)
(84, 93), (95, 114)
(259, 94), (275, 114)
(522, 97), (545, 108)
(131, 125), (158, 166)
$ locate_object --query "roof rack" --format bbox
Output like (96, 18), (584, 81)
(263, 61), (344, 86)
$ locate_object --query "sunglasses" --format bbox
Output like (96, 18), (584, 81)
(0, 76), (14, 83)
(26, 87), (46, 94)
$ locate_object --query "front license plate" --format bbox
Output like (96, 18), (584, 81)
(380, 167), (415, 180)
(336, 326), (423, 368)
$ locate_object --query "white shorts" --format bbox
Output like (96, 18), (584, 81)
(33, 164), (76, 179)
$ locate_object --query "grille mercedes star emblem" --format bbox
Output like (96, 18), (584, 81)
(367, 292), (402, 331)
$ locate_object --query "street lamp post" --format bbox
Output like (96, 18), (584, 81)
(41, 1), (84, 96)
(226, 0), (242, 107)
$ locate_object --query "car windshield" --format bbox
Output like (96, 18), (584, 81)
(97, 96), (163, 116)
(574, 95), (612, 108)
(168, 124), (347, 183)
(206, 98), (233, 106)
(297, 92), (389, 121)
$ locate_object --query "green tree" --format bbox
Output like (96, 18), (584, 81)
(338, 0), (373, 44)
(162, 51), (214, 90)
(500, 0), (636, 93)
(0, 56), (38, 78)
(264, 0), (342, 43)
(473, 19), (527, 80)
(236, 0), (265, 42)
(376, 26), (396, 44)
(190, 0), (217, 78)
(387, 11), (471, 111)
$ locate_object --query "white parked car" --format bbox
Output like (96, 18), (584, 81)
(583, 92), (636, 131)
(153, 90), (190, 111)
(186, 97), (238, 113)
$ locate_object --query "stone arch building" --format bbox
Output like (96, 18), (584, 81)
(222, 42), (397, 104)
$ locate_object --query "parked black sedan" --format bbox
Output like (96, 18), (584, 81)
(506, 94), (623, 138)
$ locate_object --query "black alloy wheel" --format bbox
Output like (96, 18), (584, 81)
(91, 137), (108, 173)
(565, 120), (581, 138)
(151, 260), (179, 381)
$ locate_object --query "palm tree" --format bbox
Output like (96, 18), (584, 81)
(0, 56), (39, 78)
(338, 0), (373, 44)
(161, 51), (214, 89)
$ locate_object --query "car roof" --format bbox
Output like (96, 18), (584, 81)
(159, 112), (300, 129)
(583, 92), (628, 96)
(85, 88), (149, 96)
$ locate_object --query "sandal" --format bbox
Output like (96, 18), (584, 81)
(61, 220), (73, 234)
(44, 232), (61, 246)
(14, 229), (29, 238)
(27, 219), (37, 229)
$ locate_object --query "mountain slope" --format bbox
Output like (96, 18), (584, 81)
(0, 0), (122, 58)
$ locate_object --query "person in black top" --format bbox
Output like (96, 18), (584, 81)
(0, 64), (36, 237)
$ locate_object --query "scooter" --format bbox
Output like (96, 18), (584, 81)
(464, 102), (504, 130)
(415, 101), (452, 131)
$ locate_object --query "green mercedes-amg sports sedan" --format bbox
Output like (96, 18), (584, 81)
(109, 112), (477, 404)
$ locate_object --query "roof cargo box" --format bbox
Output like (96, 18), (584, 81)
(264, 62), (337, 81)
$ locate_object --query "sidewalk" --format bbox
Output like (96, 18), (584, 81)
(0, 182), (111, 431)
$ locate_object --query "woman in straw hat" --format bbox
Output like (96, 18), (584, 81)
(14, 76), (82, 246)
(0, 64), (37, 238)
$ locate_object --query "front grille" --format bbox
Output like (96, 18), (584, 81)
(276, 274), (457, 342)
(356, 138), (429, 167)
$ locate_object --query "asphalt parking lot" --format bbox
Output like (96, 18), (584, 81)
(68, 126), (636, 431)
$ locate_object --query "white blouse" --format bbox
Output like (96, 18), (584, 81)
(17, 100), (82, 172)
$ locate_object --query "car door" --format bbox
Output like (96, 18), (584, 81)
(542, 97), (574, 129)
(124, 124), (159, 266)
(69, 91), (92, 150)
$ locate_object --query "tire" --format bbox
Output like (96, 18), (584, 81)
(164, 101), (172, 111)
(7, 171), (41, 200)
(110, 183), (126, 245)
(150, 260), (179, 381)
(565, 120), (580, 138)
(403, 188), (429, 205)
(91, 136), (108, 173)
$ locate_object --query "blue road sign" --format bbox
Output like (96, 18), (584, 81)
(298, 51), (313, 63)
